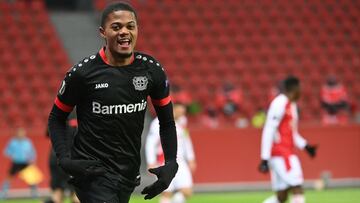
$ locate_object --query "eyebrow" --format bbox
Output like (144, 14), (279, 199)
(110, 21), (136, 26)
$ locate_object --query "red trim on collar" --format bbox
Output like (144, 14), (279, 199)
(99, 47), (109, 64)
(129, 53), (134, 63)
(99, 47), (134, 66)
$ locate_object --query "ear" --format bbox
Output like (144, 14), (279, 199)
(99, 26), (106, 39)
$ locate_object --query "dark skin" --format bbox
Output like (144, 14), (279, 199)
(276, 185), (303, 203)
(99, 10), (138, 66)
(285, 85), (301, 102)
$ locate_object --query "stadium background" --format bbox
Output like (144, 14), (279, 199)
(0, 0), (359, 201)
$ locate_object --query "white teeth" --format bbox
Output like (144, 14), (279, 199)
(118, 39), (131, 45)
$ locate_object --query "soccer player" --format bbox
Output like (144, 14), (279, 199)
(259, 76), (317, 203)
(48, 3), (178, 203)
(146, 102), (196, 203)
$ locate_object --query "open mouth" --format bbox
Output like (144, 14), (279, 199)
(117, 38), (131, 48)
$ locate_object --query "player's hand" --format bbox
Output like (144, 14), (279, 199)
(258, 160), (269, 173)
(305, 144), (317, 158)
(141, 161), (178, 200)
(58, 158), (106, 177)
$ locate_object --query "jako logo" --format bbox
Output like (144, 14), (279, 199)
(95, 83), (109, 89)
(92, 100), (147, 114)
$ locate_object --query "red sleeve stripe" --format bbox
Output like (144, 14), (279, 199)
(54, 97), (74, 112)
(152, 96), (171, 106)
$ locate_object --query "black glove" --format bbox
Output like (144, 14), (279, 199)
(305, 144), (317, 158)
(258, 160), (269, 173)
(141, 161), (178, 200)
(58, 158), (106, 177)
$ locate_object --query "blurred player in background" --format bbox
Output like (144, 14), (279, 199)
(146, 102), (196, 203)
(320, 75), (350, 124)
(259, 76), (318, 203)
(48, 2), (178, 202)
(44, 111), (79, 203)
(0, 128), (38, 199)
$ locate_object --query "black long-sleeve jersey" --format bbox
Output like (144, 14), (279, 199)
(51, 48), (175, 188)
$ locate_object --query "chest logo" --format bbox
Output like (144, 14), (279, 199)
(95, 83), (109, 89)
(133, 76), (148, 91)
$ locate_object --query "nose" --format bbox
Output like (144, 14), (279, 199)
(119, 27), (129, 35)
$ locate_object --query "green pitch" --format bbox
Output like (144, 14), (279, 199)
(1, 188), (359, 203)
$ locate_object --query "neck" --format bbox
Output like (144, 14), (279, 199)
(285, 92), (293, 101)
(105, 47), (133, 66)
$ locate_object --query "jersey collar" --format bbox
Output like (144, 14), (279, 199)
(99, 47), (135, 66)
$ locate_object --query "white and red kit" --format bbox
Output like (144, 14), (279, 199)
(261, 94), (307, 191)
(146, 116), (195, 191)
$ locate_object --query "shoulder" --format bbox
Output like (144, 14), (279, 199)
(269, 94), (288, 111)
(25, 138), (33, 143)
(66, 52), (100, 77)
(134, 52), (165, 72)
(8, 139), (16, 145)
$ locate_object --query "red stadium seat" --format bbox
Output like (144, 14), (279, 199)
(18, 91), (33, 108)
(12, 77), (28, 93)
(49, 79), (62, 93)
(0, 2), (10, 12)
(1, 92), (15, 108)
(30, 0), (46, 12)
(13, 1), (27, 12)
(29, 77), (45, 94)
(0, 2), (72, 130)
(0, 76), (9, 94)
(195, 86), (211, 104)
(18, 50), (34, 66)
(1, 0), (359, 127)
(6, 106), (23, 127)
(23, 64), (38, 79)
(6, 64), (22, 80)
(34, 12), (50, 26)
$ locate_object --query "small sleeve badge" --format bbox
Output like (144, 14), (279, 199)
(59, 80), (66, 95)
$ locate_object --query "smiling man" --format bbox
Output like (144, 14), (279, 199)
(48, 3), (178, 203)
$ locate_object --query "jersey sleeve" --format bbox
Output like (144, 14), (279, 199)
(183, 131), (195, 162)
(145, 118), (161, 166)
(54, 68), (83, 113)
(293, 104), (307, 149)
(150, 65), (171, 107)
(294, 132), (307, 149)
(261, 97), (287, 160)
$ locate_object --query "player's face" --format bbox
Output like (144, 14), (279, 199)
(292, 86), (301, 101)
(173, 104), (186, 120)
(16, 128), (26, 138)
(100, 10), (138, 58)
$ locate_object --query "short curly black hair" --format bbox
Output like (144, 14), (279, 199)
(283, 75), (300, 92)
(100, 2), (137, 27)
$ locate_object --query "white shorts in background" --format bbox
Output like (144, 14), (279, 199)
(165, 161), (193, 192)
(269, 155), (304, 191)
